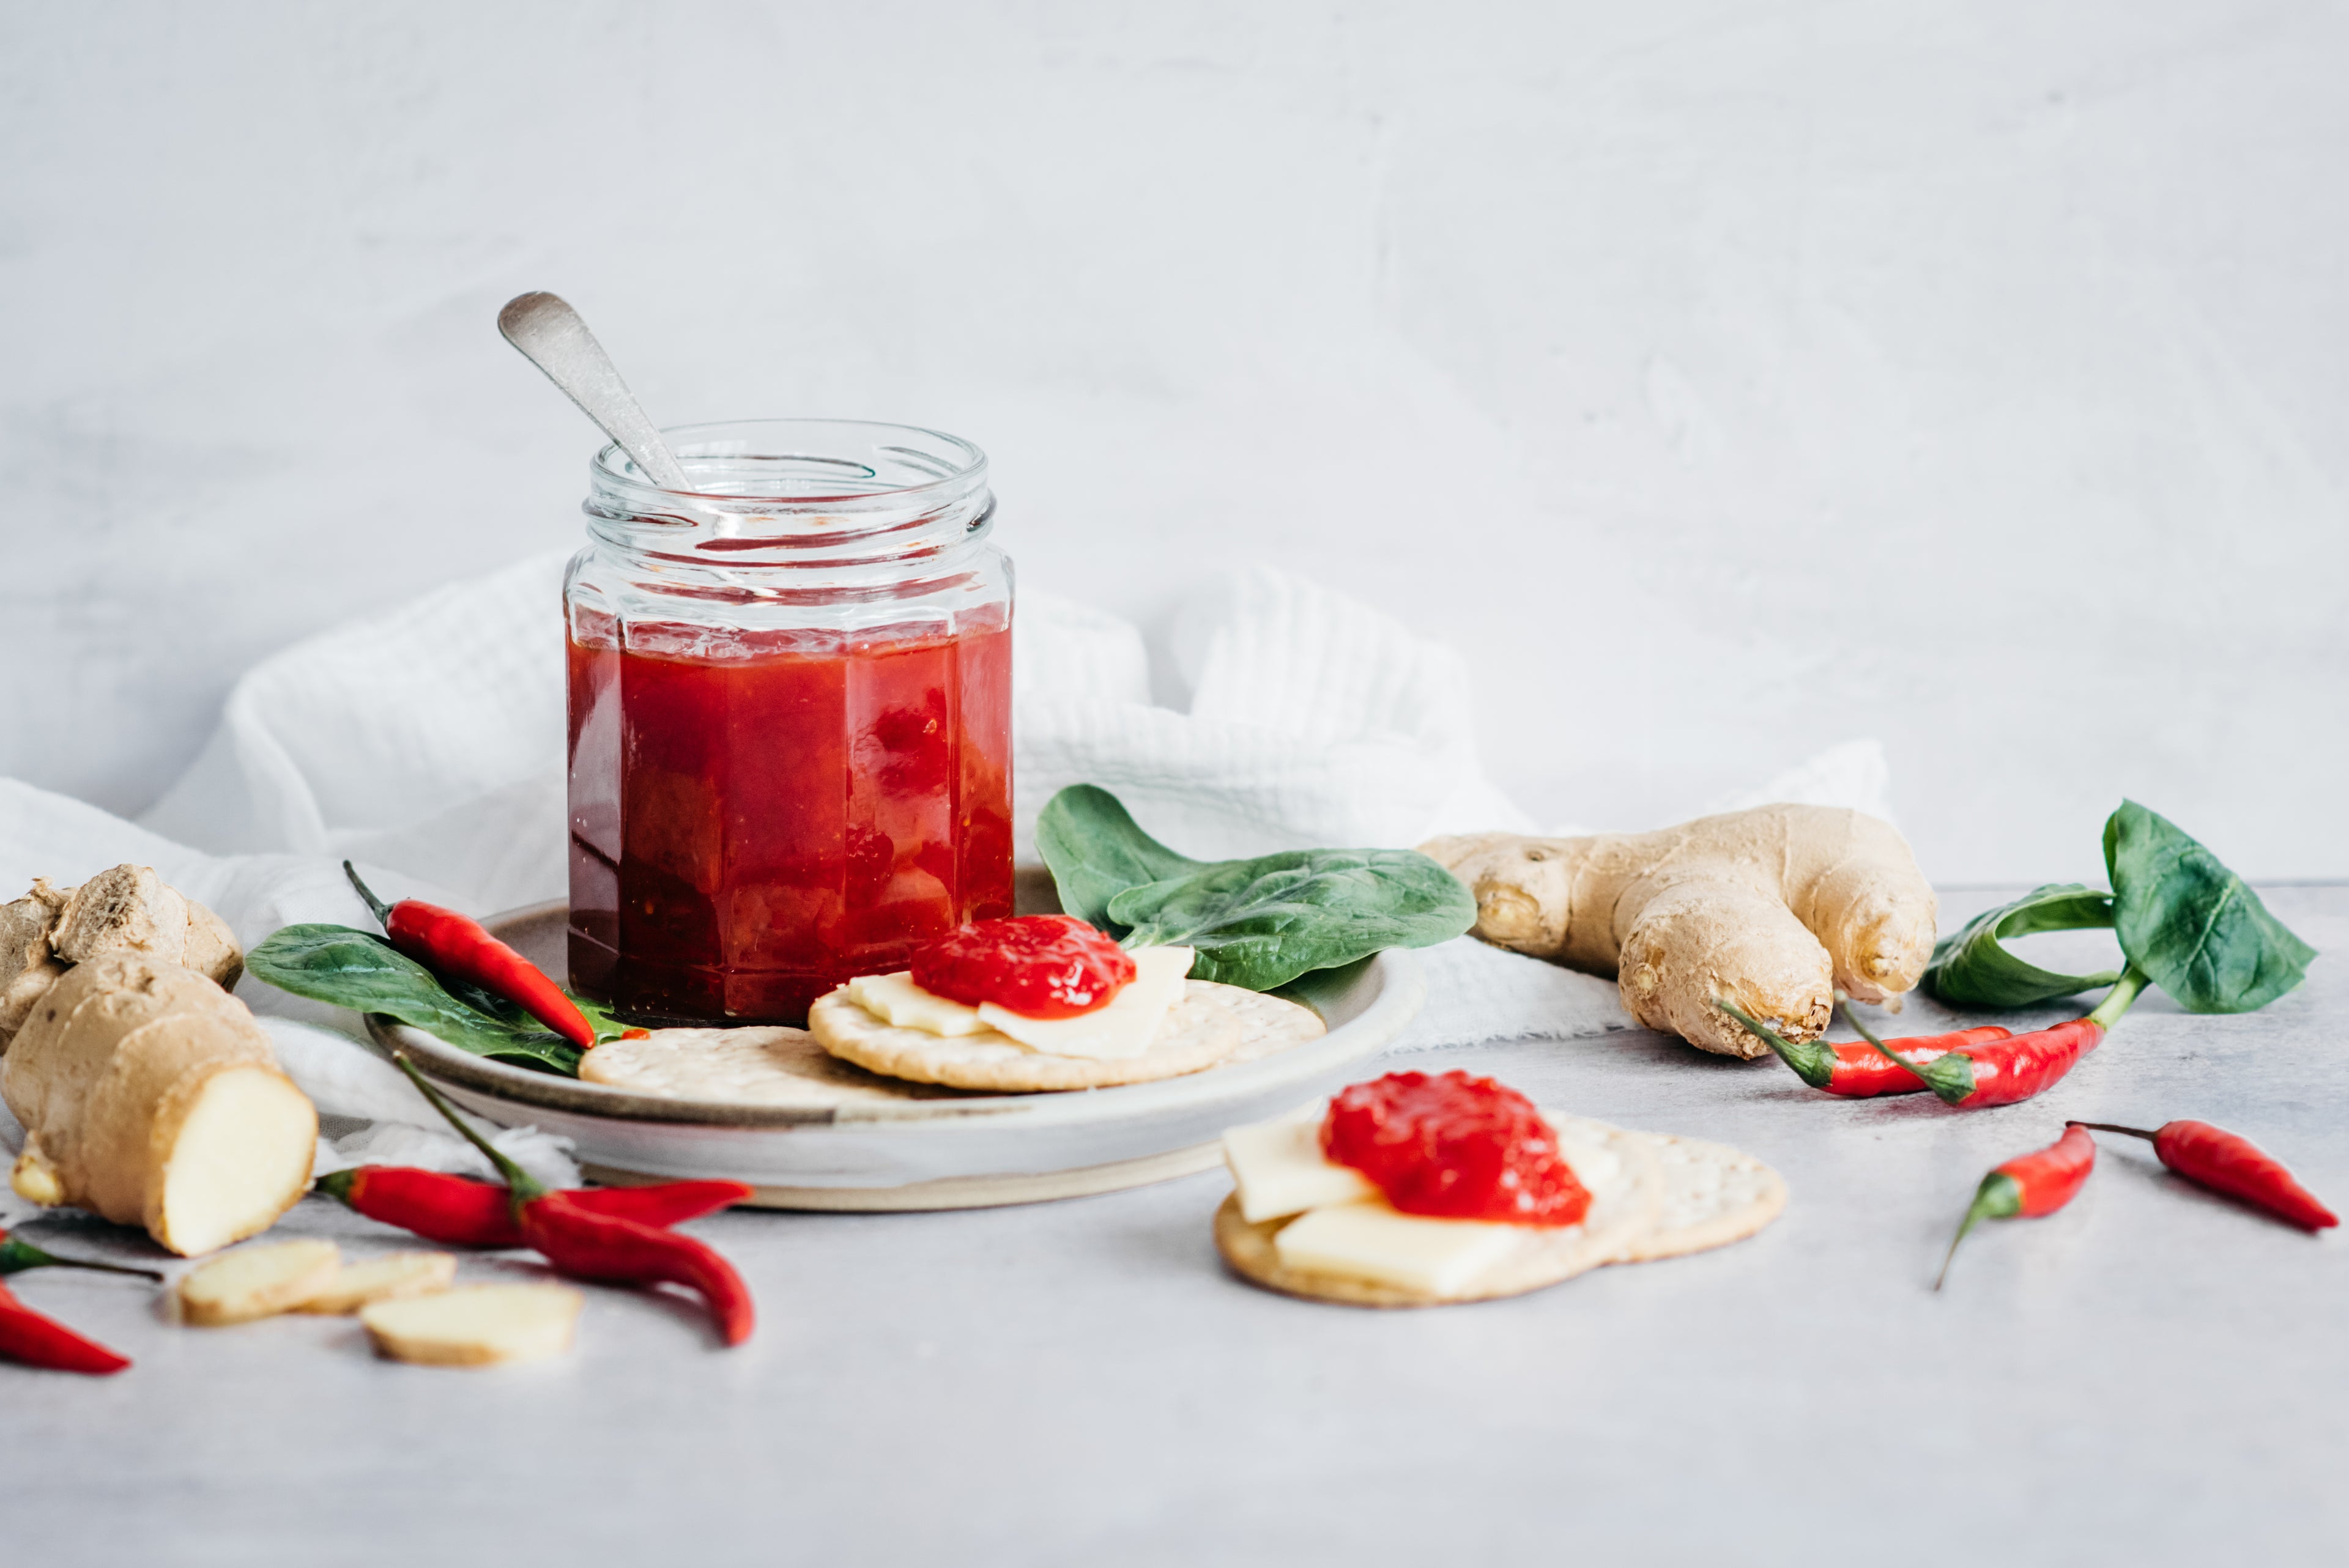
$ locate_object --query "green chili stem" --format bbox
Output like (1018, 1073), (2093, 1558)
(2069, 1121), (2159, 1142)
(2084, 966), (2150, 1032)
(392, 1054), (546, 1202)
(1936, 1173), (2020, 1291)
(343, 860), (396, 930)
(0, 1236), (165, 1281)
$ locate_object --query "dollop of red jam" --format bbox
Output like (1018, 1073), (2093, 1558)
(1321, 1070), (1591, 1226)
(908, 915), (1138, 1019)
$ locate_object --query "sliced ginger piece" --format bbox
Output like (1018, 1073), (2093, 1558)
(362, 1283), (583, 1367)
(149, 1062), (321, 1256)
(295, 1251), (458, 1315)
(177, 1238), (341, 1326)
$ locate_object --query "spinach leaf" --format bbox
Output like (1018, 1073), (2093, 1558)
(1923, 883), (2123, 1007)
(1033, 785), (1202, 930)
(2104, 801), (2315, 1013)
(1106, 847), (1477, 992)
(246, 924), (586, 1075)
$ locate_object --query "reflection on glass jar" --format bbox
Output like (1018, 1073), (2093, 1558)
(564, 420), (1013, 1024)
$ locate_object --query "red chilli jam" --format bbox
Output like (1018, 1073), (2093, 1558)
(1322, 1070), (1590, 1226)
(910, 915), (1136, 1019)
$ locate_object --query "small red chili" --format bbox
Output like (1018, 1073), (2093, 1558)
(316, 1166), (750, 1248)
(393, 1058), (757, 1347)
(0, 1280), (132, 1376)
(1938, 1123), (2098, 1289)
(2071, 1120), (2337, 1232)
(345, 861), (596, 1049)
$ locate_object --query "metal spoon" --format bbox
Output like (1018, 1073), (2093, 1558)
(497, 292), (694, 492)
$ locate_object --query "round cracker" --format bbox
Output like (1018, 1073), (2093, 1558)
(1214, 1114), (1663, 1308)
(1208, 986), (1327, 1063)
(809, 980), (1243, 1091)
(1616, 1131), (1787, 1262)
(577, 1025), (966, 1106)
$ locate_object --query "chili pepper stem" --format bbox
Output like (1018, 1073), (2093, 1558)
(2084, 966), (2149, 1032)
(1937, 1173), (2024, 1290)
(0, 1235), (165, 1282)
(392, 1054), (548, 1203)
(2068, 1121), (2161, 1141)
(1710, 997), (1830, 1084)
(343, 860), (396, 929)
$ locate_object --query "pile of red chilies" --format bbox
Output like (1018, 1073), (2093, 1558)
(1718, 981), (2143, 1111)
(373, 1056), (757, 1344)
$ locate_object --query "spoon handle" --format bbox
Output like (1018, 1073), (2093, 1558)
(497, 292), (693, 492)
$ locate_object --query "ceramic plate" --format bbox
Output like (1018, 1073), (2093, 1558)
(365, 901), (1425, 1210)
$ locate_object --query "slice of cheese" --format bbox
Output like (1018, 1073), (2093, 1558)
(974, 946), (1194, 1060)
(1222, 1111), (1377, 1223)
(1272, 1199), (1522, 1296)
(845, 972), (992, 1037)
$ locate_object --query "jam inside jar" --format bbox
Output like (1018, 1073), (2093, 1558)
(563, 420), (1013, 1024)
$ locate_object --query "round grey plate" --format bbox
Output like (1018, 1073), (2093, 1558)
(368, 902), (1425, 1211)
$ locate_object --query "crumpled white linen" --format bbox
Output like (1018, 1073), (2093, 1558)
(2, 551), (1897, 1167)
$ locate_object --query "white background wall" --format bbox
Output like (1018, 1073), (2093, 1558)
(4, 1), (2343, 883)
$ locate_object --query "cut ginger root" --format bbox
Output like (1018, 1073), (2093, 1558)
(362, 1283), (584, 1367)
(1422, 804), (1937, 1059)
(4, 954), (317, 1256)
(294, 1251), (459, 1315)
(177, 1238), (342, 1326)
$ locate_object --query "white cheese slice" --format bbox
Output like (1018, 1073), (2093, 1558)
(844, 972), (992, 1037)
(975, 946), (1194, 1060)
(1222, 1111), (1377, 1223)
(1272, 1199), (1522, 1295)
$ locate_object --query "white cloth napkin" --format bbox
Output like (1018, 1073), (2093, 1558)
(1, 551), (1898, 1169)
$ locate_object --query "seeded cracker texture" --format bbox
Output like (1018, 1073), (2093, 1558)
(1619, 1131), (1789, 1262)
(579, 1025), (970, 1106)
(811, 979), (1256, 1091)
(1214, 1115), (1666, 1307)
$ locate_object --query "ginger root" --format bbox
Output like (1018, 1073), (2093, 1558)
(3, 954), (317, 1256)
(1422, 804), (1937, 1059)
(0, 865), (243, 1051)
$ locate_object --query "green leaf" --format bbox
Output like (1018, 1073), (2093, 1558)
(1034, 785), (1202, 930)
(1107, 846), (1477, 992)
(246, 924), (585, 1075)
(1923, 883), (2123, 1008)
(2104, 801), (2316, 1014)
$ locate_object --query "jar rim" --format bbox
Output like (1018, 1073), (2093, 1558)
(588, 417), (989, 508)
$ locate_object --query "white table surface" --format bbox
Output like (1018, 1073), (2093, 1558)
(7, 887), (2343, 1566)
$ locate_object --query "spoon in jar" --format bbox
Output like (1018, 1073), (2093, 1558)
(497, 292), (696, 493)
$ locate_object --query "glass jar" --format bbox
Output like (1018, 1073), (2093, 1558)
(564, 420), (1013, 1024)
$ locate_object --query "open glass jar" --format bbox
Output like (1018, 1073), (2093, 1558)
(564, 420), (1013, 1024)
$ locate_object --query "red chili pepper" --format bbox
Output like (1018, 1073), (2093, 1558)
(1, 1228), (165, 1282)
(2071, 1120), (2338, 1231)
(392, 1059), (757, 1346)
(1840, 972), (2147, 1109)
(1937, 1123), (2098, 1289)
(345, 861), (595, 1049)
(316, 1166), (749, 1248)
(519, 1195), (755, 1345)
(0, 1280), (132, 1375)
(1716, 1000), (2013, 1097)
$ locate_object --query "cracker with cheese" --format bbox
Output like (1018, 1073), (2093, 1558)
(1215, 1111), (1664, 1307)
(812, 961), (1250, 1092)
